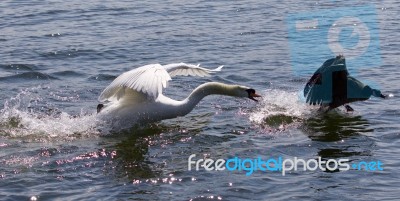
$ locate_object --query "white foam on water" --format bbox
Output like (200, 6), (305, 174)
(249, 89), (317, 130)
(0, 86), (104, 140)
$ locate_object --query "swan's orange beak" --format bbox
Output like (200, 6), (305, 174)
(249, 92), (261, 102)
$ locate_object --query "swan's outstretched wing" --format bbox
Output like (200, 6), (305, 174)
(98, 63), (223, 102)
(164, 63), (223, 77)
(98, 64), (170, 102)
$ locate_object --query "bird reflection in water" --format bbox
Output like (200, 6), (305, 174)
(302, 112), (375, 172)
(102, 125), (165, 180)
(103, 116), (207, 181)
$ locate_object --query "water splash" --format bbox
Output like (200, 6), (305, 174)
(0, 86), (101, 140)
(249, 89), (317, 130)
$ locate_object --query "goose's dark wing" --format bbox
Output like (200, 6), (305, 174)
(304, 56), (349, 105)
(304, 73), (331, 105)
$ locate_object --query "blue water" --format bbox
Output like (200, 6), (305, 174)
(0, 1), (399, 200)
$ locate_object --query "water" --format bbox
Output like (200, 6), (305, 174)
(0, 1), (399, 200)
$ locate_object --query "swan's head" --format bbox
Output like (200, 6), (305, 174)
(97, 104), (104, 113)
(245, 88), (261, 101)
(230, 86), (261, 101)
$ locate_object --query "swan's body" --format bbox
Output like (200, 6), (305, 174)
(97, 63), (259, 126)
(304, 55), (386, 111)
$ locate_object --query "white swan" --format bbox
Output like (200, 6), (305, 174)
(96, 63), (260, 125)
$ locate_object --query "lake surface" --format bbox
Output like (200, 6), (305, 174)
(0, 1), (399, 200)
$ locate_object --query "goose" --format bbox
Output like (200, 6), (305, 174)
(96, 63), (260, 125)
(304, 55), (386, 112)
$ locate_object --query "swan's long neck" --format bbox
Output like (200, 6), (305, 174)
(176, 82), (242, 116)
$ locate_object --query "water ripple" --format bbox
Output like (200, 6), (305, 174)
(88, 74), (117, 81)
(0, 72), (57, 81)
(51, 70), (86, 78)
(0, 64), (36, 71)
